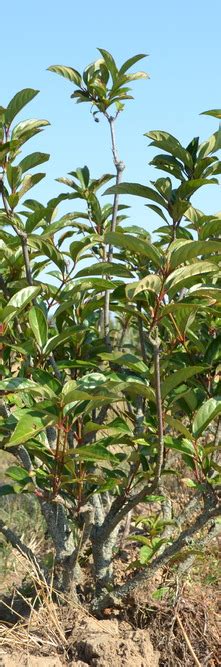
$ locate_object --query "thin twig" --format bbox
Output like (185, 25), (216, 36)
(176, 613), (202, 667)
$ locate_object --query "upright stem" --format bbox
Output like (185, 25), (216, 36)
(138, 305), (147, 363)
(151, 330), (164, 486)
(103, 114), (125, 348)
(21, 235), (33, 285)
(149, 325), (164, 488)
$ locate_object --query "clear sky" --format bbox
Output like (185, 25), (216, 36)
(2, 0), (221, 233)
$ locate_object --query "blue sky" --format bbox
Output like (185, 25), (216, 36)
(2, 0), (221, 234)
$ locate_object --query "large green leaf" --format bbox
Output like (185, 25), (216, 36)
(204, 335), (221, 364)
(170, 240), (221, 269)
(5, 89), (39, 125)
(29, 237), (66, 271)
(19, 152), (50, 174)
(70, 238), (98, 262)
(29, 306), (48, 348)
(198, 128), (221, 159)
(98, 49), (118, 82)
(12, 119), (50, 143)
(199, 217), (221, 240)
(99, 352), (149, 374)
(161, 366), (207, 400)
(177, 178), (218, 199)
(116, 381), (155, 402)
(131, 274), (162, 297)
(75, 262), (133, 278)
(7, 412), (57, 447)
(105, 182), (168, 209)
(164, 436), (195, 456)
(201, 109), (221, 118)
(2, 286), (41, 323)
(18, 173), (46, 199)
(48, 65), (82, 86)
(43, 327), (83, 355)
(0, 377), (55, 398)
(145, 131), (193, 169)
(159, 303), (200, 322)
(61, 380), (92, 404)
(187, 286), (221, 302)
(74, 443), (118, 462)
(165, 261), (217, 297)
(164, 415), (194, 441)
(105, 232), (162, 268)
(193, 397), (221, 438)
(6, 465), (31, 482)
(118, 54), (147, 76)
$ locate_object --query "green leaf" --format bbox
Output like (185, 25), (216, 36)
(61, 380), (92, 404)
(48, 65), (82, 86)
(117, 381), (155, 402)
(170, 240), (221, 269)
(153, 177), (172, 200)
(75, 262), (133, 278)
(18, 173), (45, 199)
(77, 373), (107, 391)
(6, 465), (31, 482)
(32, 369), (61, 395)
(29, 306), (48, 348)
(70, 237), (97, 262)
(0, 377), (55, 398)
(62, 389), (92, 405)
(19, 152), (49, 174)
(145, 130), (193, 169)
(105, 232), (162, 268)
(152, 587), (170, 601)
(139, 545), (154, 563)
(164, 436), (195, 456)
(198, 128), (221, 159)
(131, 274), (162, 297)
(12, 119), (50, 144)
(193, 397), (221, 438)
(150, 154), (185, 181)
(6, 164), (22, 190)
(187, 286), (221, 302)
(7, 412), (57, 447)
(98, 49), (118, 82)
(201, 109), (221, 119)
(74, 443), (117, 462)
(164, 415), (194, 441)
(204, 335), (221, 364)
(2, 286), (41, 323)
(178, 178), (218, 199)
(99, 352), (149, 374)
(43, 328), (80, 355)
(29, 237), (66, 272)
(181, 478), (197, 488)
(105, 182), (168, 210)
(118, 53), (147, 76)
(200, 217), (221, 240)
(5, 89), (39, 125)
(159, 303), (200, 327)
(161, 366), (207, 400)
(165, 261), (217, 297)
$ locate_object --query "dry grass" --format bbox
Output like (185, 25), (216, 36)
(0, 550), (68, 656)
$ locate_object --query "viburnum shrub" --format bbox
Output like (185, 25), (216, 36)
(0, 49), (220, 611)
